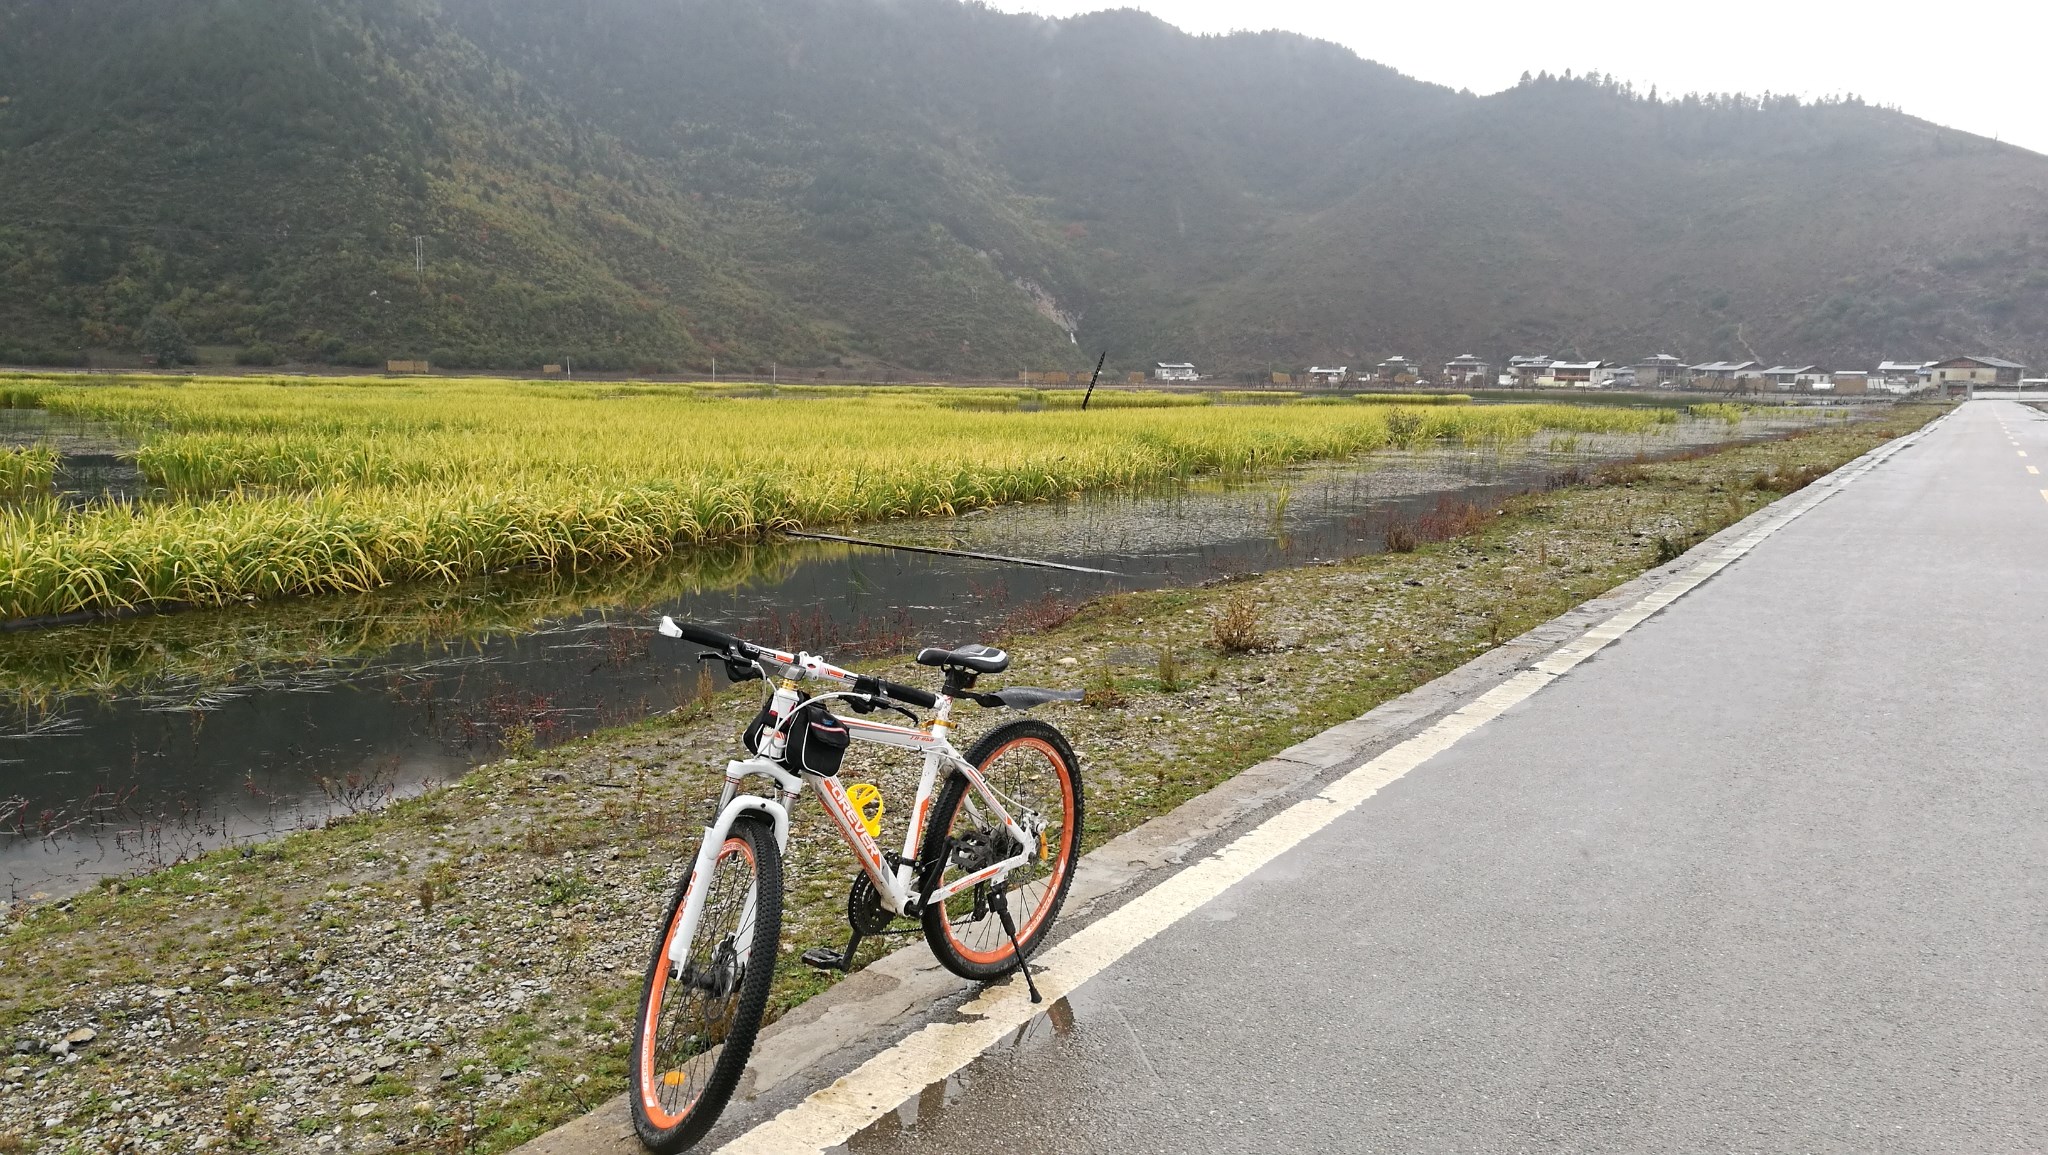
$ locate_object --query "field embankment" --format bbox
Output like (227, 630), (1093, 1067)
(0, 404), (1940, 1155)
(1, 375), (1668, 621)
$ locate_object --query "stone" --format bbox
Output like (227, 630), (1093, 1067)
(4, 1067), (27, 1081)
(46, 1041), (69, 1057)
(63, 1028), (96, 1046)
(437, 1068), (458, 1081)
(1057, 656), (1078, 666)
(348, 1071), (376, 1087)
(373, 1055), (399, 1070)
(349, 1103), (376, 1119)
(10, 1040), (37, 1056)
(148, 988), (175, 1000)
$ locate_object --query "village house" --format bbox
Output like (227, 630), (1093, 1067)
(1830, 371), (1870, 395)
(1506, 355), (1553, 386)
(1760, 365), (1825, 390)
(1544, 360), (1607, 387)
(1375, 356), (1417, 384)
(1304, 366), (1349, 387)
(1634, 354), (1688, 387)
(1928, 355), (2027, 388)
(1442, 354), (1490, 385)
(1154, 362), (1198, 382)
(1874, 361), (1930, 393)
(1689, 360), (1762, 386)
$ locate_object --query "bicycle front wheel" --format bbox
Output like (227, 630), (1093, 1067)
(921, 719), (1083, 981)
(630, 815), (782, 1154)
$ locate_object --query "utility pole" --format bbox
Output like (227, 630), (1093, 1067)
(711, 356), (716, 382)
(1081, 350), (1107, 411)
(411, 236), (426, 294)
(772, 361), (778, 386)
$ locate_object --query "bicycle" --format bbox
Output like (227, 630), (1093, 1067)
(630, 616), (1086, 1153)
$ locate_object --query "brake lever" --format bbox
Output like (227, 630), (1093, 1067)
(696, 651), (763, 683)
(859, 694), (920, 724)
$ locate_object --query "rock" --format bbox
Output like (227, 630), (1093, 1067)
(63, 1028), (96, 1046)
(218, 975), (249, 990)
(148, 987), (175, 1000)
(5, 1066), (27, 1080)
(438, 1068), (458, 1081)
(540, 771), (569, 784)
(1057, 656), (1078, 666)
(349, 1071), (376, 1087)
(46, 1041), (69, 1057)
(373, 1055), (399, 1070)
(349, 1103), (376, 1119)
(11, 1040), (37, 1056)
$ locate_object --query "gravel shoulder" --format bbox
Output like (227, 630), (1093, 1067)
(0, 405), (1942, 1155)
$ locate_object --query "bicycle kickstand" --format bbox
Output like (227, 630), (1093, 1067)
(987, 887), (1043, 1004)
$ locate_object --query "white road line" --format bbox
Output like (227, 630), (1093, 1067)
(2029, 466), (2040, 476)
(712, 422), (1933, 1155)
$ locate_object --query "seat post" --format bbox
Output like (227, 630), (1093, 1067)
(941, 667), (979, 697)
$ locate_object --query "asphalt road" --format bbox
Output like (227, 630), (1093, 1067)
(843, 401), (2048, 1153)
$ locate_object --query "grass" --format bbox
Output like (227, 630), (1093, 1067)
(0, 404), (1944, 1154)
(0, 445), (57, 500)
(0, 374), (1676, 620)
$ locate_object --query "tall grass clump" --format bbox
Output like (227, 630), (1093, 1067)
(0, 444), (58, 499)
(2, 376), (1674, 619)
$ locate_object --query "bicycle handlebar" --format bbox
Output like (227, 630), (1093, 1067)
(659, 617), (940, 709)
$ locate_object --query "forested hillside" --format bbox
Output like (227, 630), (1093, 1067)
(2, 0), (2044, 375)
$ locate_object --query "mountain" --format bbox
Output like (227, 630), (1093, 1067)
(1, 0), (2044, 376)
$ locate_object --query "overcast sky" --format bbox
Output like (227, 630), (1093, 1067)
(991, 0), (2048, 157)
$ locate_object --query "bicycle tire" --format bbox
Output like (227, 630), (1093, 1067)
(629, 815), (782, 1154)
(921, 719), (1083, 981)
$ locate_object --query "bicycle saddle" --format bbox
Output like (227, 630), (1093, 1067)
(915, 643), (1010, 675)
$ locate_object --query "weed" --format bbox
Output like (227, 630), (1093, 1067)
(1383, 521), (1418, 553)
(1652, 535), (1686, 564)
(1155, 646), (1185, 692)
(417, 877), (437, 915)
(1001, 594), (1079, 635)
(1082, 665), (1127, 709)
(1211, 594), (1274, 653)
(1416, 497), (1492, 542)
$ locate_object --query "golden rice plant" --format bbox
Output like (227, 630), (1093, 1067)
(0, 444), (59, 500)
(0, 376), (1676, 619)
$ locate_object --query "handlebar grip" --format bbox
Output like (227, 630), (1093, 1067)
(855, 675), (938, 710)
(663, 617), (744, 653)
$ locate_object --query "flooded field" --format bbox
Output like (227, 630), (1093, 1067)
(1, 406), (1842, 896)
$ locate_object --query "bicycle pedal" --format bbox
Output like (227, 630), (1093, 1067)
(800, 946), (850, 971)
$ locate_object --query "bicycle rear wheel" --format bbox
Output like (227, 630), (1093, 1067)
(630, 815), (782, 1154)
(921, 719), (1083, 981)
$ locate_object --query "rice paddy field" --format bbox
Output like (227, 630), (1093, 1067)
(0, 374), (1684, 621)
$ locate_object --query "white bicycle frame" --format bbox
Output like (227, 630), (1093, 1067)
(662, 636), (1038, 970)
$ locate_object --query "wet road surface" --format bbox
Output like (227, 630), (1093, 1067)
(835, 401), (2048, 1152)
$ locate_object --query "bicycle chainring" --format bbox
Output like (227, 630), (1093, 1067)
(846, 874), (896, 937)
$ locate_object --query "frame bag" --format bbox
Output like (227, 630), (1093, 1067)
(783, 703), (851, 776)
